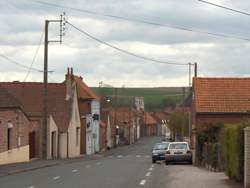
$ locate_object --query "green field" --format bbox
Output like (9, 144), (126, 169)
(91, 87), (190, 110)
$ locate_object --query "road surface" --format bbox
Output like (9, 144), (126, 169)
(0, 137), (239, 188)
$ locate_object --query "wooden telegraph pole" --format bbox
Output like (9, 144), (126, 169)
(42, 13), (66, 158)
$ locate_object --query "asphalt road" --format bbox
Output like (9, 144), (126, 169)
(0, 137), (239, 188)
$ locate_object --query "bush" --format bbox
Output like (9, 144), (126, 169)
(223, 121), (249, 182)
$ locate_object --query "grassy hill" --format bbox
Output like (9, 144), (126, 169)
(91, 87), (190, 111)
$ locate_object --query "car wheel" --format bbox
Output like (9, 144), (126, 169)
(189, 160), (192, 165)
(165, 161), (168, 165)
(152, 159), (156, 163)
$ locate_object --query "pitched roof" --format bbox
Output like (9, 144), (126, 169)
(0, 86), (21, 108)
(193, 77), (250, 113)
(144, 112), (157, 125)
(152, 112), (170, 123)
(0, 82), (71, 132)
(73, 76), (99, 100)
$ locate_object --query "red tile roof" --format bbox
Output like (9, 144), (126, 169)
(0, 82), (71, 132)
(193, 77), (250, 113)
(0, 86), (21, 108)
(73, 76), (99, 100)
(144, 112), (157, 125)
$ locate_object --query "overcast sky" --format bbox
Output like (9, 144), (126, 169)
(0, 0), (250, 87)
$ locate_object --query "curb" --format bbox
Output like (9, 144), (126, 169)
(0, 163), (59, 178)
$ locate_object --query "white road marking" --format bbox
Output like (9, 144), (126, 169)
(72, 169), (78, 173)
(28, 186), (35, 188)
(86, 165), (91, 168)
(139, 179), (146, 185)
(149, 167), (153, 171)
(53, 176), (60, 180)
(151, 164), (155, 168)
(145, 172), (151, 177)
(96, 162), (101, 165)
(136, 155), (141, 158)
(117, 155), (123, 158)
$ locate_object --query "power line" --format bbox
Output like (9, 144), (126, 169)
(198, 0), (250, 16)
(66, 21), (189, 66)
(0, 53), (43, 72)
(34, 0), (250, 42)
(23, 30), (44, 81)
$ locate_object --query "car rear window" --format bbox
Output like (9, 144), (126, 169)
(169, 143), (188, 150)
(154, 143), (168, 150)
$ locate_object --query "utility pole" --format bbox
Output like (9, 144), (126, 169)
(42, 13), (66, 158)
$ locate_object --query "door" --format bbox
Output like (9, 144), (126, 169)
(29, 131), (36, 159)
(51, 131), (56, 158)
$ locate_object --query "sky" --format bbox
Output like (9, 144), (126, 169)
(0, 0), (250, 87)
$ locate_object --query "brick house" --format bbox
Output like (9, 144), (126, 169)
(192, 77), (250, 161)
(0, 87), (30, 165)
(99, 120), (106, 152)
(0, 80), (81, 159)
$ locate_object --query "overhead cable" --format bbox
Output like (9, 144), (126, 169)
(34, 0), (250, 42)
(23, 30), (44, 81)
(0, 53), (43, 72)
(198, 0), (250, 16)
(66, 21), (189, 66)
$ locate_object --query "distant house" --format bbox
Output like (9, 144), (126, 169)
(0, 87), (30, 165)
(99, 120), (106, 152)
(143, 112), (157, 136)
(152, 112), (171, 137)
(192, 77), (250, 160)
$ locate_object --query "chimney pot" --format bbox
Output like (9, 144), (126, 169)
(70, 67), (73, 75)
(67, 67), (70, 75)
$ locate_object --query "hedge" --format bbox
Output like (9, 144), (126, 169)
(223, 121), (249, 182)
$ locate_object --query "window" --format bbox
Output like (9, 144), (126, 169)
(7, 121), (13, 150)
(76, 127), (80, 146)
(7, 128), (11, 150)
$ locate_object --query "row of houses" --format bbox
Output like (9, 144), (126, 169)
(0, 68), (171, 165)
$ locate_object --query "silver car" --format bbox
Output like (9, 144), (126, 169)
(165, 142), (192, 165)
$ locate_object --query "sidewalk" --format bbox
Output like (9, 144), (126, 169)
(0, 154), (104, 177)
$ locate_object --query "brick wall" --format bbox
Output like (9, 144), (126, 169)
(0, 109), (29, 153)
(195, 113), (250, 132)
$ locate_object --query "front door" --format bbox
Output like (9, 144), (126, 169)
(29, 131), (36, 159)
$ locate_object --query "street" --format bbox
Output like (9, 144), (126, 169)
(0, 137), (239, 188)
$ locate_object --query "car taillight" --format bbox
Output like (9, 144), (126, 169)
(187, 150), (191, 154)
(166, 150), (170, 154)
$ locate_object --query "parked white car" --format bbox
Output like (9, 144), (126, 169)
(165, 142), (192, 165)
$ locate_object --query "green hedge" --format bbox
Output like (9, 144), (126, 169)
(223, 122), (249, 182)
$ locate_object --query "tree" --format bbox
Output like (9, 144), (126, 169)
(168, 111), (189, 140)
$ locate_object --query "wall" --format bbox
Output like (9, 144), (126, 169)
(67, 86), (81, 158)
(59, 133), (67, 158)
(46, 116), (58, 159)
(0, 145), (29, 165)
(0, 109), (29, 165)
(91, 100), (100, 152)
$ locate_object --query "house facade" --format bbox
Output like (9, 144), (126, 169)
(0, 87), (30, 165)
(65, 68), (100, 155)
(192, 77), (250, 162)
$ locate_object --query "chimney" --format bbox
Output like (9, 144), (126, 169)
(70, 67), (73, 75)
(80, 76), (83, 80)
